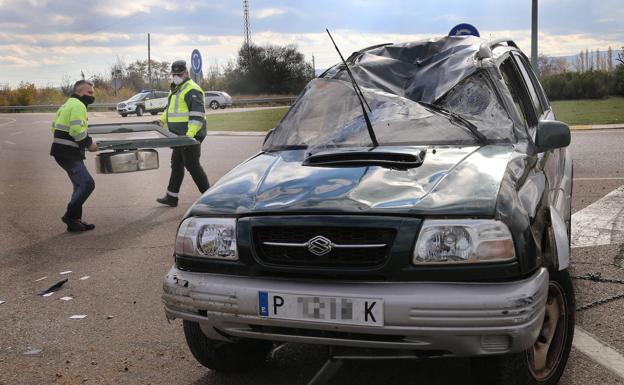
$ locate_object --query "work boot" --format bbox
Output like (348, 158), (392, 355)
(156, 194), (178, 207)
(62, 216), (87, 232)
(79, 220), (95, 231)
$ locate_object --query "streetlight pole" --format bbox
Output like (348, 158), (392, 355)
(531, 0), (538, 73)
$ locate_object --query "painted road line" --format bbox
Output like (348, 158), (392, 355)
(574, 327), (624, 380)
(571, 184), (624, 248)
(3, 140), (16, 145)
(0, 117), (16, 127)
(574, 177), (624, 181)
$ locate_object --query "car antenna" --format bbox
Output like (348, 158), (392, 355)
(326, 28), (378, 147)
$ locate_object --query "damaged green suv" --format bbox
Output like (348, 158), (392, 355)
(163, 35), (573, 385)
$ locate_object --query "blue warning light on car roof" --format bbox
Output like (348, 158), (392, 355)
(449, 23), (480, 37)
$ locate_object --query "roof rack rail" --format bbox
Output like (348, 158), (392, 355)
(347, 42), (393, 62)
(478, 38), (518, 59)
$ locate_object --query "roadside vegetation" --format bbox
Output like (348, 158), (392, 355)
(551, 97), (624, 125)
(206, 107), (289, 132)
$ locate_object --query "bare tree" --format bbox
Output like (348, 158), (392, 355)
(617, 46), (624, 66)
(608, 46), (614, 71)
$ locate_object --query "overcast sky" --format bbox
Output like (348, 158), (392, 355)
(0, 0), (622, 87)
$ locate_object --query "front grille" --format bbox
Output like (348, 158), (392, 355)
(118, 103), (126, 108)
(253, 226), (395, 268)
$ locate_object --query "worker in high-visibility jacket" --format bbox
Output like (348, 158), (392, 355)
(155, 60), (209, 207)
(50, 80), (98, 232)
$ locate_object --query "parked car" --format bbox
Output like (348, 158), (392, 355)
(162, 35), (573, 385)
(205, 91), (232, 110)
(117, 90), (168, 117)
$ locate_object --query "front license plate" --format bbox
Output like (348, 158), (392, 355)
(258, 292), (384, 327)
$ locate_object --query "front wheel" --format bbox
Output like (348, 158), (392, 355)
(471, 269), (575, 385)
(150, 111), (158, 115)
(136, 105), (144, 116)
(183, 320), (272, 373)
(209, 100), (219, 110)
(120, 113), (128, 117)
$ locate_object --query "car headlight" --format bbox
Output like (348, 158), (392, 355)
(413, 220), (515, 264)
(175, 218), (238, 260)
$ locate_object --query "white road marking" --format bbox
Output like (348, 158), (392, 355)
(574, 177), (624, 181)
(574, 327), (624, 380)
(571, 185), (624, 248)
(9, 130), (23, 136)
(0, 118), (16, 127)
(3, 140), (16, 145)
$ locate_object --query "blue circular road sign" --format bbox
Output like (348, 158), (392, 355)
(191, 49), (202, 74)
(449, 23), (480, 37)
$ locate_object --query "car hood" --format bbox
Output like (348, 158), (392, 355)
(189, 145), (514, 217)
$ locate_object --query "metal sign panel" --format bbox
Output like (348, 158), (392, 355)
(449, 23), (480, 37)
(191, 49), (202, 74)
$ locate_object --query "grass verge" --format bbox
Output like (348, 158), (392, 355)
(206, 107), (289, 132)
(551, 97), (624, 126)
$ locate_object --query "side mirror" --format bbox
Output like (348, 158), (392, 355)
(96, 149), (159, 174)
(535, 120), (570, 153)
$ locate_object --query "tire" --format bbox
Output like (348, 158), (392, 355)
(209, 100), (219, 110)
(150, 111), (158, 115)
(471, 269), (575, 385)
(136, 105), (144, 116)
(182, 320), (272, 372)
(120, 113), (128, 117)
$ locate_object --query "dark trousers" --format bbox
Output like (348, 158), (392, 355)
(167, 144), (209, 195)
(55, 157), (95, 220)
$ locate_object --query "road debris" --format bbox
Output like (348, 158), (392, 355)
(42, 292), (55, 297)
(23, 348), (42, 356)
(60, 296), (73, 301)
(0, 300), (5, 305)
(59, 271), (72, 275)
(34, 276), (47, 282)
(69, 315), (87, 319)
(106, 315), (114, 320)
(39, 278), (68, 296)
(79, 276), (90, 281)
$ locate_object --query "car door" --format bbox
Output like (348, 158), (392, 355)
(510, 52), (570, 223)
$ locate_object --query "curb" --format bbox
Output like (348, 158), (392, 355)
(570, 124), (624, 131)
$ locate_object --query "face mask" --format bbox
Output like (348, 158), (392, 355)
(172, 75), (183, 85)
(80, 94), (95, 105)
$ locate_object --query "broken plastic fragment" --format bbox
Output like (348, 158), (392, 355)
(69, 315), (87, 319)
(79, 276), (90, 281)
(23, 348), (42, 356)
(59, 271), (72, 275)
(0, 300), (5, 305)
(42, 292), (55, 297)
(34, 276), (47, 282)
(60, 297), (73, 301)
(106, 315), (114, 320)
(39, 278), (68, 296)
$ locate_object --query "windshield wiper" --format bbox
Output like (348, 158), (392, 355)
(418, 102), (487, 144)
(326, 29), (378, 147)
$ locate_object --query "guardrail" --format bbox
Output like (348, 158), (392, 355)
(0, 97), (297, 112)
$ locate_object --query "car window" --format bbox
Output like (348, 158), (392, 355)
(439, 72), (515, 142)
(128, 93), (149, 102)
(500, 58), (537, 129)
(157, 91), (169, 98)
(512, 52), (550, 112)
(263, 78), (480, 152)
(511, 53), (543, 117)
(207, 92), (218, 97)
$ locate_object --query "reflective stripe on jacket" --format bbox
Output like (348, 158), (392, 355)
(160, 79), (207, 140)
(50, 97), (92, 160)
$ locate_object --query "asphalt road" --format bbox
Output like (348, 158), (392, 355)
(1, 113), (624, 385)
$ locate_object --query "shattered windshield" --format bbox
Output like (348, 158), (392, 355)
(263, 78), (479, 152)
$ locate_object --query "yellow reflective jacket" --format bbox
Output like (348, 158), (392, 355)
(160, 79), (207, 141)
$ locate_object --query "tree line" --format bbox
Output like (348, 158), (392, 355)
(0, 43), (314, 106)
(538, 46), (624, 100)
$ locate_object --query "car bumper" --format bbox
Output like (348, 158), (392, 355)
(162, 267), (548, 357)
(117, 107), (135, 114)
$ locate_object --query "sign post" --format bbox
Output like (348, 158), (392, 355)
(190, 49), (203, 83)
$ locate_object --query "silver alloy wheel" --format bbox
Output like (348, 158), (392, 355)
(210, 100), (219, 110)
(528, 281), (567, 381)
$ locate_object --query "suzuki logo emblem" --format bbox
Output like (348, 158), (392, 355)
(308, 235), (333, 256)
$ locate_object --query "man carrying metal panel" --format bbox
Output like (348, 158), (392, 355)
(155, 60), (210, 207)
(50, 80), (98, 232)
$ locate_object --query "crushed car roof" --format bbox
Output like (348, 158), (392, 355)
(322, 35), (491, 104)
